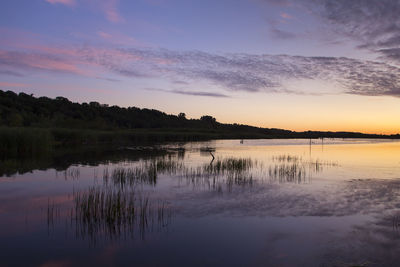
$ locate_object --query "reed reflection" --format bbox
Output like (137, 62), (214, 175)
(47, 186), (172, 244)
(44, 148), (341, 244)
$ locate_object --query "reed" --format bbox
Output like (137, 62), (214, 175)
(64, 167), (80, 180)
(103, 164), (157, 188)
(73, 186), (171, 241)
(203, 157), (253, 175)
(0, 127), (53, 158)
(268, 163), (307, 184)
(103, 158), (187, 188)
(272, 154), (302, 163)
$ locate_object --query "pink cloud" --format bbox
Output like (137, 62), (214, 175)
(0, 49), (89, 76)
(97, 31), (113, 39)
(45, 0), (124, 23)
(102, 0), (124, 23)
(95, 30), (150, 46)
(45, 0), (76, 6)
(84, 0), (124, 23)
(280, 12), (293, 19)
(0, 82), (30, 87)
(0, 51), (84, 74)
(0, 28), (167, 79)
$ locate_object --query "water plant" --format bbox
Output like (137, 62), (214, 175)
(268, 163), (308, 184)
(71, 186), (171, 242)
(0, 127), (53, 159)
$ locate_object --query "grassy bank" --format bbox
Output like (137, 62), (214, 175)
(0, 127), (53, 159)
(0, 127), (250, 159)
(1, 126), (399, 159)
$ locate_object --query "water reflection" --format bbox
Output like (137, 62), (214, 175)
(3, 139), (400, 266)
(47, 189), (172, 244)
(0, 147), (172, 176)
(321, 210), (400, 266)
(74, 187), (171, 242)
(43, 151), (342, 244)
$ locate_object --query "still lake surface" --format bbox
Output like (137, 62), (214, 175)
(1, 138), (400, 266)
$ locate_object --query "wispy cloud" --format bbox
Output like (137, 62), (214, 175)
(0, 70), (24, 77)
(95, 30), (147, 46)
(275, 0), (400, 65)
(145, 88), (229, 98)
(270, 28), (297, 39)
(172, 80), (190, 85)
(280, 12), (293, 20)
(101, 0), (124, 23)
(2, 40), (400, 97)
(96, 76), (120, 82)
(0, 50), (88, 75)
(97, 31), (112, 39)
(0, 81), (30, 87)
(45, 0), (123, 23)
(45, 0), (76, 6)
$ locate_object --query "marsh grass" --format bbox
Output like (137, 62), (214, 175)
(103, 159), (185, 188)
(203, 157), (253, 175)
(103, 166), (157, 188)
(71, 186), (171, 242)
(393, 213), (400, 231)
(179, 157), (256, 191)
(305, 159), (339, 173)
(270, 154), (339, 182)
(46, 154), (340, 243)
(268, 163), (308, 184)
(100, 157), (256, 193)
(272, 155), (302, 163)
(64, 167), (80, 180)
(0, 127), (53, 158)
(204, 158), (255, 189)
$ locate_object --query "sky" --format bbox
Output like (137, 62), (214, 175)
(1, 0), (400, 134)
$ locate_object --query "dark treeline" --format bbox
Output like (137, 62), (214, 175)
(0, 89), (399, 158)
(0, 89), (274, 132)
(0, 89), (296, 137)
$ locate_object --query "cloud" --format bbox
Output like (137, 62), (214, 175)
(45, 0), (123, 23)
(261, 1), (400, 64)
(96, 76), (120, 82)
(101, 0), (124, 23)
(2, 41), (400, 97)
(172, 90), (229, 98)
(97, 31), (112, 39)
(287, 0), (400, 64)
(280, 12), (292, 19)
(176, 178), (400, 220)
(0, 70), (24, 77)
(94, 30), (147, 46)
(146, 88), (229, 98)
(270, 28), (297, 39)
(172, 80), (189, 85)
(0, 50), (87, 75)
(262, 0), (293, 7)
(45, 0), (75, 6)
(0, 82), (30, 87)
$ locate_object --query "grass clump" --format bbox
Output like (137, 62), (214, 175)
(73, 186), (171, 241)
(268, 163), (307, 183)
(0, 127), (53, 159)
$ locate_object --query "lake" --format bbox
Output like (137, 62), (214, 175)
(1, 139), (400, 266)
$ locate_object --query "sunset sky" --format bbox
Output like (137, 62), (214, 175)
(1, 0), (400, 134)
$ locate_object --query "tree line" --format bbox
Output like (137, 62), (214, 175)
(0, 89), (398, 139)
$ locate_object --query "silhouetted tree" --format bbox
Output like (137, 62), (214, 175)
(200, 115), (216, 123)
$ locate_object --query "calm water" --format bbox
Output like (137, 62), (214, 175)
(1, 139), (400, 266)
